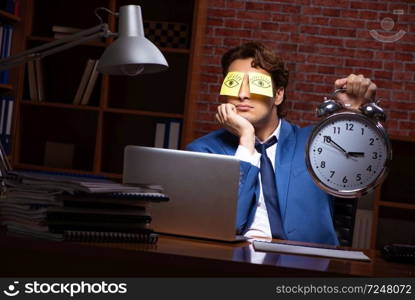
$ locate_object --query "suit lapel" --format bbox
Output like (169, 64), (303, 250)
(275, 119), (296, 220)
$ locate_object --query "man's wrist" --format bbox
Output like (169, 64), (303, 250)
(239, 132), (255, 154)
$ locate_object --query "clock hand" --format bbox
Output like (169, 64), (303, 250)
(348, 152), (365, 157)
(323, 136), (348, 156)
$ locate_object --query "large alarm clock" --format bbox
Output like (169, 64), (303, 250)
(305, 89), (392, 198)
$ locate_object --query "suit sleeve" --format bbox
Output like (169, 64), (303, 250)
(186, 140), (259, 234)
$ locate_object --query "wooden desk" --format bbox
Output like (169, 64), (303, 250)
(1, 233), (414, 277)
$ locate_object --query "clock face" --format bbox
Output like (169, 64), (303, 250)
(306, 112), (390, 197)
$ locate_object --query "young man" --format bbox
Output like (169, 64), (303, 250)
(186, 42), (377, 245)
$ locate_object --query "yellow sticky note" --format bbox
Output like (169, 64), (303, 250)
(248, 72), (273, 97)
(220, 72), (244, 97)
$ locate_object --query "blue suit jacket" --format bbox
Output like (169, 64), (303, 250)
(186, 119), (339, 246)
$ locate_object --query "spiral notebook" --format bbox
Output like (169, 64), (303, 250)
(64, 230), (158, 243)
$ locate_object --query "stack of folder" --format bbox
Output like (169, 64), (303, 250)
(0, 171), (168, 243)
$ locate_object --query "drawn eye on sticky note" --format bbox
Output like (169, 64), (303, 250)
(248, 72), (273, 98)
(220, 72), (244, 97)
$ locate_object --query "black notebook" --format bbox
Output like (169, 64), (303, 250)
(64, 230), (158, 243)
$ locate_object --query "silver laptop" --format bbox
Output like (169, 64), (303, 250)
(123, 145), (245, 242)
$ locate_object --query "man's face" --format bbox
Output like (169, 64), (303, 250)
(225, 58), (283, 127)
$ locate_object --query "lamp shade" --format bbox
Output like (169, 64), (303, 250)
(97, 5), (168, 75)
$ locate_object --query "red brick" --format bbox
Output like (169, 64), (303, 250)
(208, 8), (236, 18)
(223, 38), (241, 47)
(226, 1), (245, 9)
(320, 27), (337, 36)
(317, 66), (335, 74)
(396, 53), (414, 62)
(243, 21), (261, 30)
(261, 22), (279, 31)
(322, 8), (341, 17)
(337, 28), (357, 37)
(309, 16), (329, 25)
(312, 0), (349, 8)
(374, 71), (393, 80)
(302, 7), (321, 15)
(405, 63), (415, 72)
(272, 13), (291, 22)
(350, 2), (388, 10)
(246, 2), (264, 11)
(281, 5), (301, 14)
(399, 121), (415, 130)
(359, 11), (378, 20)
(236, 10), (272, 20)
(307, 55), (344, 66)
(214, 28), (252, 38)
(207, 17), (224, 27)
(293, 102), (315, 110)
(394, 72), (413, 81)
(329, 18), (365, 29)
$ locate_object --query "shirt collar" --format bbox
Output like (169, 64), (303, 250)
(256, 118), (281, 144)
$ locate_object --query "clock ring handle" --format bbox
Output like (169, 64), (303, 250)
(317, 88), (386, 122)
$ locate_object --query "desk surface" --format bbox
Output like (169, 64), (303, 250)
(1, 233), (414, 277)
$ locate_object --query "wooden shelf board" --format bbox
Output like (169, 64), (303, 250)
(378, 200), (415, 210)
(27, 35), (106, 48)
(160, 47), (190, 54)
(21, 100), (100, 111)
(0, 10), (20, 22)
(14, 163), (97, 177)
(0, 83), (13, 91)
(104, 107), (183, 119)
(97, 171), (122, 180)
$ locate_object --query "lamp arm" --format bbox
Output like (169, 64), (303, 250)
(0, 24), (116, 71)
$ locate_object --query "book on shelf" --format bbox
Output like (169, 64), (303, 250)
(0, 96), (13, 155)
(27, 61), (38, 101)
(34, 59), (45, 101)
(80, 60), (99, 105)
(73, 59), (95, 105)
(0, 24), (13, 84)
(153, 119), (182, 149)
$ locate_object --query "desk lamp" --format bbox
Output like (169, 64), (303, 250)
(0, 5), (169, 75)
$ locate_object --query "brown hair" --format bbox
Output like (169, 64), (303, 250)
(221, 42), (289, 118)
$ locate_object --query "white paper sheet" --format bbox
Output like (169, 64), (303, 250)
(253, 241), (370, 261)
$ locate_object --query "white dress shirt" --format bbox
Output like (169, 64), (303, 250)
(234, 119), (281, 239)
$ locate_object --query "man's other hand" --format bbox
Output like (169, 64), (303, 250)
(334, 74), (377, 110)
(216, 103), (256, 153)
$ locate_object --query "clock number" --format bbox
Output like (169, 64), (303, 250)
(372, 152), (378, 159)
(369, 138), (374, 146)
(361, 128), (365, 135)
(324, 136), (331, 143)
(333, 127), (341, 134)
(356, 174), (362, 181)
(330, 171), (335, 178)
(367, 165), (372, 172)
(342, 176), (348, 183)
(317, 147), (322, 154)
(345, 123), (354, 131)
(320, 161), (326, 168)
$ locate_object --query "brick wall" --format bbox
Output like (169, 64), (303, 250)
(192, 0), (415, 139)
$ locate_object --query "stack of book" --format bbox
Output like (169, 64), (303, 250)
(0, 171), (168, 243)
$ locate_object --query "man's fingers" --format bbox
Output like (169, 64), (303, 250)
(345, 74), (355, 95)
(334, 78), (347, 89)
(364, 82), (377, 100)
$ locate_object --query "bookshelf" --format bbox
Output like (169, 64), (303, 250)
(8, 0), (207, 178)
(370, 135), (415, 249)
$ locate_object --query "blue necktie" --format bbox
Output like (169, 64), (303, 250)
(255, 136), (286, 239)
